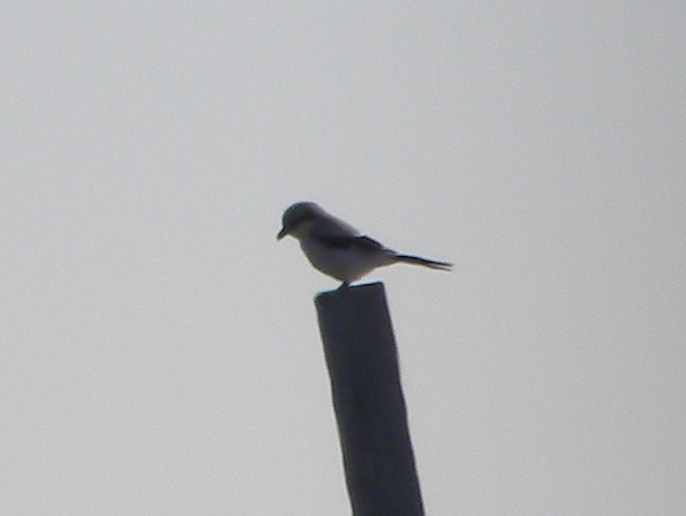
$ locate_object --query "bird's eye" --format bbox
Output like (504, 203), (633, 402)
(290, 212), (314, 229)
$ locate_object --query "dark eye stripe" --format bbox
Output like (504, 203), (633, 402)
(289, 211), (316, 229)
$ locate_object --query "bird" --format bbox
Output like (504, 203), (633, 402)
(277, 201), (452, 287)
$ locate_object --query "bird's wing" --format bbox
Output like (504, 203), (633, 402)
(315, 234), (388, 253)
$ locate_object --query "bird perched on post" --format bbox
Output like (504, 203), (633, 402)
(277, 201), (452, 287)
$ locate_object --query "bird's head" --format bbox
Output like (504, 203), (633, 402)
(277, 201), (323, 240)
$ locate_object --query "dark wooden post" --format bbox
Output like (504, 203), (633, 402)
(315, 282), (424, 516)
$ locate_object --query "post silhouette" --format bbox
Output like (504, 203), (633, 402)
(315, 282), (424, 516)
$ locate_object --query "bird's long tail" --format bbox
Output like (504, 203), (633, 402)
(394, 254), (453, 271)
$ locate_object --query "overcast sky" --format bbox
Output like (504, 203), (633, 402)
(2, 3), (685, 515)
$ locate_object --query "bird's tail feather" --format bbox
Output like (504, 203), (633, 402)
(394, 254), (452, 271)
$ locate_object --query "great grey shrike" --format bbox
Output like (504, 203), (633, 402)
(277, 201), (452, 287)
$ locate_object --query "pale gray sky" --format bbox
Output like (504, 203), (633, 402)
(2, 2), (685, 515)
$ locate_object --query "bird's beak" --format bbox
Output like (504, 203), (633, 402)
(277, 227), (287, 240)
